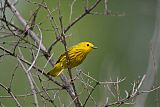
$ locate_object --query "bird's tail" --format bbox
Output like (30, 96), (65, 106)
(47, 63), (64, 77)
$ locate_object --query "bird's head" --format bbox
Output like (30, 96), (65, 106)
(77, 42), (97, 53)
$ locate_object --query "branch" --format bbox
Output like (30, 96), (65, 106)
(48, 0), (102, 53)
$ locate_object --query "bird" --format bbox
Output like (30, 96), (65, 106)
(47, 42), (97, 77)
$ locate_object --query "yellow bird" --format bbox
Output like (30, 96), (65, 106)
(47, 42), (97, 77)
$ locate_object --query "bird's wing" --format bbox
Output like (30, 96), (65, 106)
(55, 46), (74, 64)
(55, 52), (65, 64)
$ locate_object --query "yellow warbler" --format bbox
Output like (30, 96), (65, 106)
(47, 42), (97, 77)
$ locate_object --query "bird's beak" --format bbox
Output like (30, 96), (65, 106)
(92, 46), (98, 49)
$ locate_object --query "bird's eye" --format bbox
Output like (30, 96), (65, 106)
(87, 44), (89, 46)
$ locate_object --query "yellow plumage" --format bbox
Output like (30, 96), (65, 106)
(47, 42), (97, 77)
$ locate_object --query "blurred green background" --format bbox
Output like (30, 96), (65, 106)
(0, 0), (159, 107)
